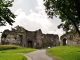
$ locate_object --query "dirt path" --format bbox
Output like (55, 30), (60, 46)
(23, 49), (54, 60)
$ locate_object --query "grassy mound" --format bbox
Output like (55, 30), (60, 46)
(0, 45), (36, 60)
(46, 46), (80, 60)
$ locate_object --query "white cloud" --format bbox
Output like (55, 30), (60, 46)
(0, 0), (64, 38)
(48, 29), (65, 37)
(13, 6), (63, 36)
(13, 8), (52, 32)
(17, 0), (24, 4)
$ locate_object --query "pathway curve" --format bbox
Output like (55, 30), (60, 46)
(23, 49), (54, 60)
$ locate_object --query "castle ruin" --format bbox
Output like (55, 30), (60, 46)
(60, 33), (80, 46)
(1, 26), (59, 48)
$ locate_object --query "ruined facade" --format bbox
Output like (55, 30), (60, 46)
(1, 26), (59, 48)
(60, 33), (80, 46)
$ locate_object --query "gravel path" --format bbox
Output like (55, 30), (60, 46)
(23, 49), (54, 60)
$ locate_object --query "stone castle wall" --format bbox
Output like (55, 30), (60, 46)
(60, 33), (80, 46)
(1, 26), (59, 48)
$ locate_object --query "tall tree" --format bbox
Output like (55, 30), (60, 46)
(0, 0), (15, 26)
(44, 0), (80, 34)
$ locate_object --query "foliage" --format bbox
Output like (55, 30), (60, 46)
(0, 0), (15, 26)
(42, 40), (47, 48)
(46, 46), (80, 60)
(44, 0), (80, 34)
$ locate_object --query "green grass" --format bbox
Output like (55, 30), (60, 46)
(0, 45), (36, 60)
(0, 45), (36, 53)
(0, 53), (26, 60)
(46, 46), (80, 60)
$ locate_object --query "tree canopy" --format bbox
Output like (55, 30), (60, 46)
(0, 0), (15, 26)
(44, 0), (80, 34)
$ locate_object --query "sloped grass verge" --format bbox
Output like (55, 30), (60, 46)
(0, 45), (36, 60)
(0, 53), (27, 60)
(0, 45), (18, 51)
(46, 46), (80, 60)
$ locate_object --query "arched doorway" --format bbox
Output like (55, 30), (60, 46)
(28, 41), (33, 48)
(63, 38), (67, 46)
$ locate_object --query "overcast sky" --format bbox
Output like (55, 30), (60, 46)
(0, 0), (65, 37)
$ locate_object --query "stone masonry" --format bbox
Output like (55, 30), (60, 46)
(1, 26), (59, 48)
(60, 33), (80, 46)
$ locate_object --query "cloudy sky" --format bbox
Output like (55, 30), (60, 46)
(0, 0), (65, 37)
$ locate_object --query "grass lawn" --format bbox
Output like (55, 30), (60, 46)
(46, 46), (80, 60)
(0, 53), (26, 60)
(0, 45), (36, 60)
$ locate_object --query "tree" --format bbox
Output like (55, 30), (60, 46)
(44, 0), (80, 34)
(0, 0), (15, 26)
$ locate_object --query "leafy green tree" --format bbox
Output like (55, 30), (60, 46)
(44, 0), (80, 34)
(0, 0), (15, 26)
